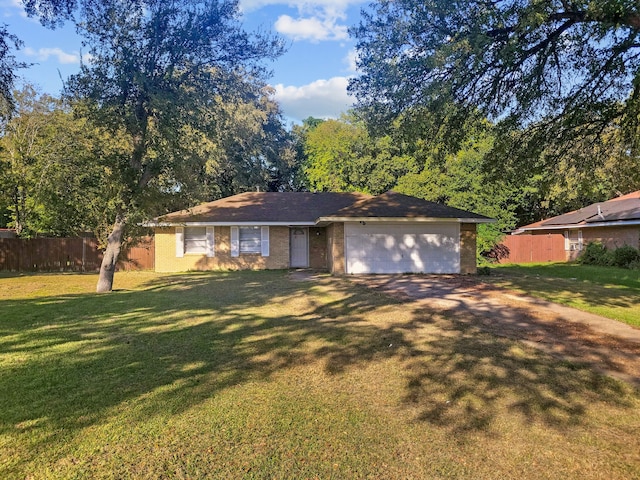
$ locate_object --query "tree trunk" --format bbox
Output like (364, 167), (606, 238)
(96, 216), (127, 293)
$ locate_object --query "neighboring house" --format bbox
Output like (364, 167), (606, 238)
(509, 190), (640, 262)
(0, 229), (17, 239)
(149, 191), (493, 274)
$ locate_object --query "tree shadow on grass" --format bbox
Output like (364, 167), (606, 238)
(0, 270), (637, 475)
(397, 310), (632, 436)
(351, 275), (638, 433)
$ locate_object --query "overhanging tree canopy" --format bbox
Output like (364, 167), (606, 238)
(350, 0), (640, 149)
(1, 0), (81, 113)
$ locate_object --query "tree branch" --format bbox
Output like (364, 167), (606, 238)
(520, 19), (576, 59)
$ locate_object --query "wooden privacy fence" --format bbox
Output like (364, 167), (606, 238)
(492, 233), (567, 264)
(0, 237), (154, 272)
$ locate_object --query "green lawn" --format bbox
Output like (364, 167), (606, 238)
(487, 263), (640, 326)
(1, 271), (639, 479)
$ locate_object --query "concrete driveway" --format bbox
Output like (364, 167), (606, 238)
(347, 274), (640, 387)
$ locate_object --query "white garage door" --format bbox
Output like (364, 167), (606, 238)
(345, 223), (460, 274)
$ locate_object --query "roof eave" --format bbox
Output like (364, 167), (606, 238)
(316, 216), (495, 224)
(513, 219), (640, 233)
(146, 221), (316, 227)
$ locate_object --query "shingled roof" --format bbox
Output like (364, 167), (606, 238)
(542, 191), (640, 226)
(157, 192), (371, 224)
(516, 191), (640, 232)
(154, 191), (493, 225)
(319, 191), (492, 221)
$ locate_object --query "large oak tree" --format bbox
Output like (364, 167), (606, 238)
(65, 0), (284, 292)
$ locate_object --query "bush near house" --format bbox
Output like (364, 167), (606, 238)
(580, 242), (640, 269)
(613, 245), (640, 269)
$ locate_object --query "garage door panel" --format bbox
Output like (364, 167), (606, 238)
(345, 223), (460, 274)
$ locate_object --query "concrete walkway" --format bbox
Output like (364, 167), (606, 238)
(348, 274), (640, 386)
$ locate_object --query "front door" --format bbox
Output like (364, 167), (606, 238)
(290, 227), (309, 268)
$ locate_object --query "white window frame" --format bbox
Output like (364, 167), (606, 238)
(175, 226), (214, 257)
(564, 229), (583, 252)
(239, 226), (261, 254)
(184, 226), (207, 254)
(230, 226), (269, 257)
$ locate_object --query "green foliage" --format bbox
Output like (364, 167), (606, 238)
(579, 243), (614, 267)
(580, 243), (640, 270)
(296, 113), (516, 256)
(486, 122), (640, 225)
(0, 26), (25, 115)
(1, 0), (87, 114)
(0, 85), (107, 237)
(1, 70), (292, 243)
(21, 0), (77, 26)
(66, 0), (285, 218)
(187, 90), (300, 198)
(350, 0), (640, 155)
(302, 114), (418, 194)
(394, 124), (518, 256)
(303, 117), (366, 192)
(612, 245), (640, 269)
(64, 0), (285, 289)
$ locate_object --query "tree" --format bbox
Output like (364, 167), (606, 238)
(65, 0), (284, 292)
(0, 26), (26, 115)
(487, 122), (640, 225)
(350, 0), (640, 154)
(205, 89), (300, 196)
(0, 85), (63, 236)
(0, 84), (122, 237)
(394, 124), (520, 256)
(302, 114), (417, 194)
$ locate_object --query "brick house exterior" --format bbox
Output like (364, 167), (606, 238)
(149, 191), (493, 274)
(504, 191), (640, 263)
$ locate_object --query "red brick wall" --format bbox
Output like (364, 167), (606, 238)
(582, 226), (640, 250)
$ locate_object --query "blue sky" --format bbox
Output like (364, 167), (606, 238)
(1, 0), (368, 124)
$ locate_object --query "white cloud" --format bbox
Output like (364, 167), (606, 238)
(1, 0), (29, 18)
(275, 14), (347, 42)
(344, 47), (358, 72)
(3, 0), (22, 8)
(240, 0), (364, 14)
(241, 0), (363, 43)
(272, 76), (353, 121)
(23, 47), (80, 64)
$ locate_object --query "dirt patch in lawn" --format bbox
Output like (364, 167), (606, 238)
(348, 274), (640, 387)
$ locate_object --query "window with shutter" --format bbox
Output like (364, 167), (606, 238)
(184, 227), (207, 254)
(239, 226), (261, 254)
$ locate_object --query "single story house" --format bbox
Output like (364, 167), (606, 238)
(149, 191), (493, 274)
(511, 190), (640, 261)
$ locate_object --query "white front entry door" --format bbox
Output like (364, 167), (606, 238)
(290, 227), (309, 268)
(345, 223), (460, 274)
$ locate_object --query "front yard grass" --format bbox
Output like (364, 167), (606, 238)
(1, 270), (639, 479)
(487, 263), (640, 327)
